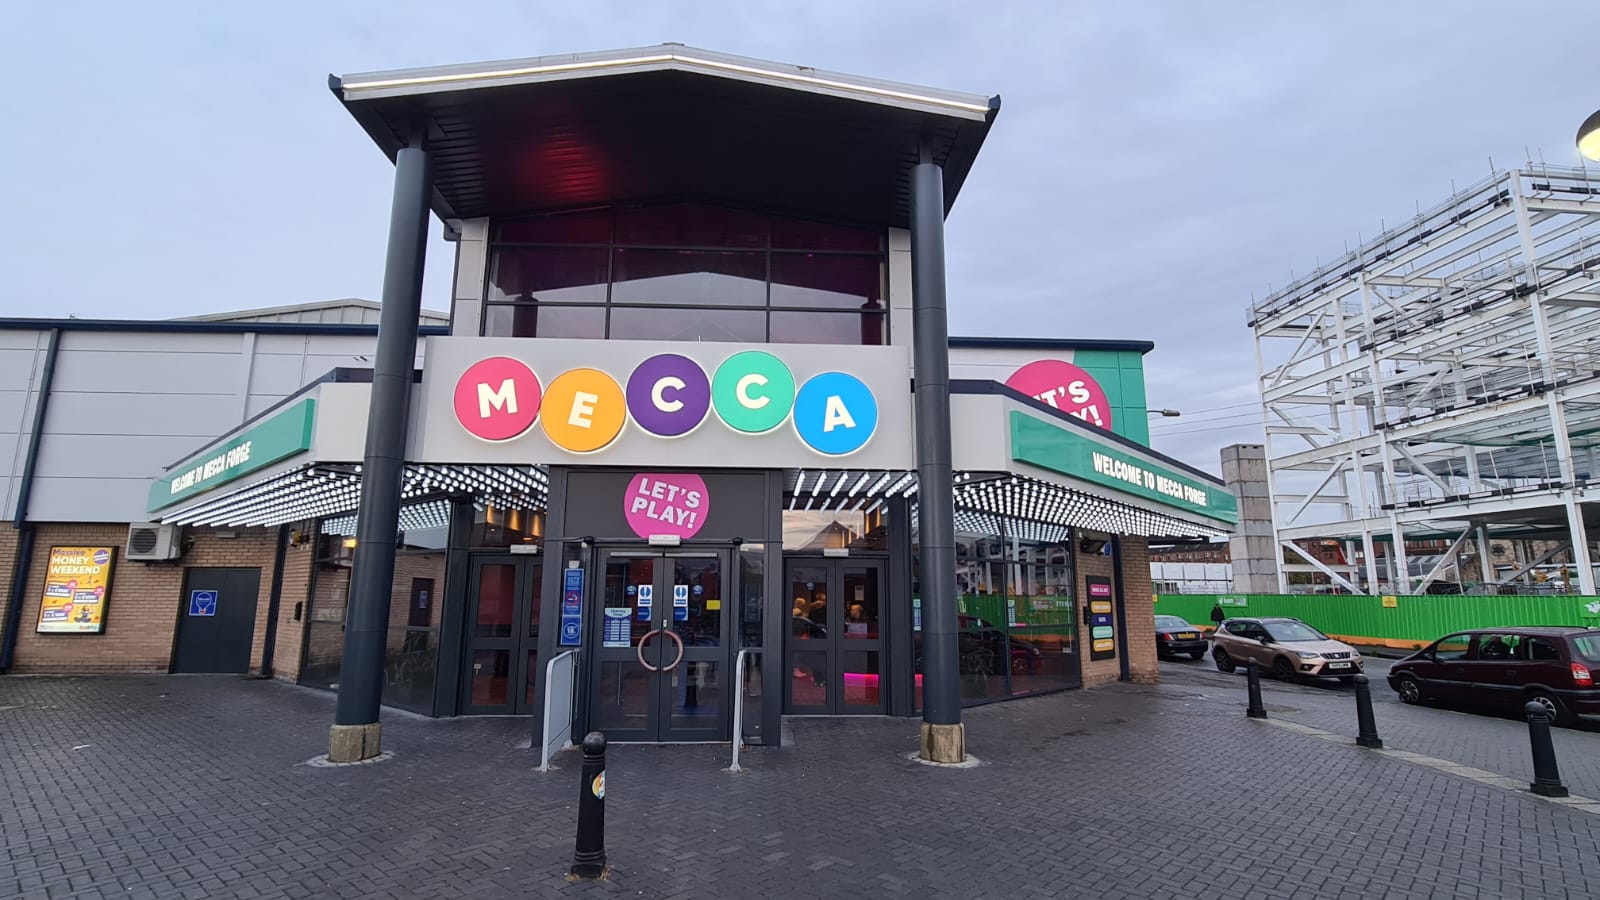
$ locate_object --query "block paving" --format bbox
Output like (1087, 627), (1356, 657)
(5, 673), (1600, 899)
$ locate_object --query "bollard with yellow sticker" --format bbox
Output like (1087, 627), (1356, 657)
(569, 732), (608, 879)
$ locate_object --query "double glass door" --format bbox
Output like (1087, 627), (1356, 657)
(463, 555), (543, 714)
(592, 548), (730, 741)
(784, 557), (885, 714)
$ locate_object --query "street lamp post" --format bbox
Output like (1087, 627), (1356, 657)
(1578, 109), (1600, 162)
(1147, 409), (1180, 418)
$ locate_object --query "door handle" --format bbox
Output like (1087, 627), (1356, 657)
(636, 628), (686, 673)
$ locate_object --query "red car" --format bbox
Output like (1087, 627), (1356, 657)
(1387, 627), (1600, 725)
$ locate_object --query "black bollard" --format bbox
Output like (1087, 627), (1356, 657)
(1246, 659), (1267, 719)
(1524, 701), (1569, 798)
(569, 732), (609, 879)
(1354, 675), (1383, 748)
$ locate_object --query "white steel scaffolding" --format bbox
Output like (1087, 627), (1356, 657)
(1251, 166), (1600, 595)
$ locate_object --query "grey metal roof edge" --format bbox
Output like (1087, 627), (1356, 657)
(0, 317), (451, 337)
(175, 299), (451, 323)
(330, 43), (996, 122)
(949, 335), (1155, 355)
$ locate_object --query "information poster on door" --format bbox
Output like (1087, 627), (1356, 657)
(560, 566), (583, 647)
(36, 546), (116, 634)
(1086, 576), (1115, 660)
(603, 608), (632, 647)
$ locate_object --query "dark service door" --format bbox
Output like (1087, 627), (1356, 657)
(172, 567), (262, 674)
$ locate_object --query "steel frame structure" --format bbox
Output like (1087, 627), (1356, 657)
(1251, 166), (1600, 594)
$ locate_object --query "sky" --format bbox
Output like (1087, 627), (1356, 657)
(3, 1), (1598, 471)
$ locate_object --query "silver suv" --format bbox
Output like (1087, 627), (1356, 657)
(1212, 616), (1364, 682)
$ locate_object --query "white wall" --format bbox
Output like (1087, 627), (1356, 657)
(2, 326), (421, 524)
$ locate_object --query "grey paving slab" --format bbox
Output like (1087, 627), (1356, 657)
(4, 673), (1600, 899)
(1160, 655), (1600, 798)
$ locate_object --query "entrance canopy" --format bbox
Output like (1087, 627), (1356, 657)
(149, 361), (1234, 540)
(330, 44), (999, 229)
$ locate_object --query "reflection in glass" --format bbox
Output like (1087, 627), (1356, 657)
(595, 660), (651, 733)
(471, 649), (510, 706)
(488, 247), (610, 303)
(609, 306), (766, 343)
(604, 555), (655, 647)
(482, 303), (607, 339)
(770, 253), (882, 309)
(782, 508), (887, 551)
(842, 567), (880, 639)
(670, 661), (723, 731)
(615, 203), (767, 248)
(769, 310), (885, 346)
(841, 651), (881, 707)
(496, 209), (613, 244)
(771, 217), (881, 252)
(789, 650), (827, 708)
(474, 565), (516, 638)
(672, 556), (723, 648)
(611, 250), (766, 306)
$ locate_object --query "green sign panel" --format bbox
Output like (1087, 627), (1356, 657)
(1009, 411), (1237, 524)
(148, 399), (316, 513)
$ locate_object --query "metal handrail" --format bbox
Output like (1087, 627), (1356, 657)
(537, 649), (579, 772)
(728, 647), (763, 773)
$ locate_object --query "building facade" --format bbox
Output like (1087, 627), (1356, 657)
(1, 46), (1235, 748)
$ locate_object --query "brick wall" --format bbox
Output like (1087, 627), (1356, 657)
(8, 524), (279, 674)
(0, 524), (19, 652)
(1073, 531), (1158, 687)
(1120, 536), (1158, 684)
(269, 525), (318, 683)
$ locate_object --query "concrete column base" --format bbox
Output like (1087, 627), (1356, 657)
(328, 723), (383, 763)
(919, 721), (965, 764)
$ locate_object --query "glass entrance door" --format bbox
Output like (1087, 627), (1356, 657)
(463, 555), (543, 714)
(784, 557), (885, 714)
(592, 548), (730, 741)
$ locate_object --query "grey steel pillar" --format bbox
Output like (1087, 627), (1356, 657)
(909, 142), (964, 763)
(329, 136), (432, 762)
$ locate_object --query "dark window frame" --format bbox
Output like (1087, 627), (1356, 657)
(481, 202), (887, 345)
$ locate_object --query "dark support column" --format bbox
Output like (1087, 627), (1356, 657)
(328, 136), (432, 762)
(909, 143), (964, 763)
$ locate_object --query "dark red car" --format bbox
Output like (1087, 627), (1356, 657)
(1387, 627), (1600, 725)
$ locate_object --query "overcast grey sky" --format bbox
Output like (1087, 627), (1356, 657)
(3, 1), (1597, 470)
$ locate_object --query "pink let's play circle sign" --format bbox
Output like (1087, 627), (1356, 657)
(624, 473), (709, 540)
(1005, 359), (1112, 430)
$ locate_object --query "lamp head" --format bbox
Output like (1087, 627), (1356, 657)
(1579, 109), (1600, 163)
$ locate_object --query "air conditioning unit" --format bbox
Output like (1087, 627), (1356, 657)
(126, 523), (183, 561)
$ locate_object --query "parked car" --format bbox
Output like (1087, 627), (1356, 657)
(959, 615), (1044, 675)
(1211, 617), (1363, 682)
(1154, 615), (1207, 660)
(1387, 627), (1600, 725)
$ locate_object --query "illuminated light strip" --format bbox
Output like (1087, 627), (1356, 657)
(339, 51), (993, 116)
(847, 473), (871, 497)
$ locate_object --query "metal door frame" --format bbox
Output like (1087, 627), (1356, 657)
(589, 545), (735, 742)
(781, 556), (888, 715)
(460, 554), (543, 715)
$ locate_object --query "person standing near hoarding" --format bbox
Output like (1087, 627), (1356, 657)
(1210, 602), (1225, 635)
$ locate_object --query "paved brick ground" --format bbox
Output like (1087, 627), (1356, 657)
(1160, 656), (1600, 799)
(5, 674), (1600, 899)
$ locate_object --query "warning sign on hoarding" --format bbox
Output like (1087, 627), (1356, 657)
(36, 546), (116, 635)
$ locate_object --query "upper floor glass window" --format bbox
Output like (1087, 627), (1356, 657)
(483, 202), (886, 344)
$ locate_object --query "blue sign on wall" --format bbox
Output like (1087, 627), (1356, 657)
(559, 566), (584, 647)
(188, 590), (217, 617)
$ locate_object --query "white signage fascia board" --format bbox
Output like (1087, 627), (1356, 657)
(412, 337), (915, 471)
